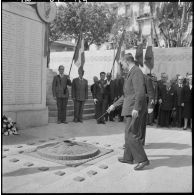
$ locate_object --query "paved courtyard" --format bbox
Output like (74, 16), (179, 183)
(2, 120), (192, 193)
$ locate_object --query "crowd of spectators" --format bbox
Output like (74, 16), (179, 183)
(91, 71), (193, 130)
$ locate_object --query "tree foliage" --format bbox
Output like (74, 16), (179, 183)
(49, 2), (115, 49)
(156, 2), (192, 47)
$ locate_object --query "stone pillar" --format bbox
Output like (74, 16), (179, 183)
(2, 2), (48, 129)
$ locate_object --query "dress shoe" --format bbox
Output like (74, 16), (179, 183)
(109, 119), (114, 122)
(57, 121), (61, 124)
(118, 157), (134, 164)
(78, 120), (83, 123)
(183, 127), (187, 130)
(101, 121), (106, 124)
(62, 121), (68, 124)
(134, 160), (150, 170)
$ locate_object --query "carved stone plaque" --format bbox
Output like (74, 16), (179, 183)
(2, 10), (43, 105)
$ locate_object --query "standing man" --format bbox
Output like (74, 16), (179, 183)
(93, 72), (107, 124)
(104, 72), (116, 122)
(91, 76), (99, 119)
(175, 75), (184, 127)
(52, 65), (71, 124)
(107, 53), (149, 170)
(114, 73), (125, 122)
(71, 67), (88, 123)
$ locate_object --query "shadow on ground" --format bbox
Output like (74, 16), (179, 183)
(147, 154), (192, 170)
(145, 142), (191, 150)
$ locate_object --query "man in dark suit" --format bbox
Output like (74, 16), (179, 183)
(114, 74), (125, 122)
(175, 75), (184, 127)
(71, 67), (88, 123)
(104, 72), (116, 122)
(107, 53), (149, 170)
(93, 72), (107, 124)
(158, 81), (176, 127)
(91, 76), (99, 119)
(52, 65), (71, 124)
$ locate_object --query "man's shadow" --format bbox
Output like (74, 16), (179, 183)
(143, 142), (192, 170)
(147, 154), (192, 169)
(145, 142), (191, 150)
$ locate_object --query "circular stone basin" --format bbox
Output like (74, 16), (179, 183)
(37, 140), (100, 160)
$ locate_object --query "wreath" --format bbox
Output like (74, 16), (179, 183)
(2, 115), (19, 136)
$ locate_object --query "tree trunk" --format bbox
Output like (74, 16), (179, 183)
(178, 3), (186, 46)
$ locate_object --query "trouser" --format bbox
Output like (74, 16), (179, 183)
(176, 106), (183, 127)
(104, 95), (114, 121)
(158, 109), (172, 127)
(96, 99), (105, 122)
(56, 97), (68, 122)
(138, 111), (147, 145)
(74, 100), (85, 121)
(123, 114), (148, 163)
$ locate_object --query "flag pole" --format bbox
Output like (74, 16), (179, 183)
(110, 30), (125, 75)
(68, 33), (80, 77)
(68, 22), (83, 77)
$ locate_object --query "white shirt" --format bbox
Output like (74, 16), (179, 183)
(189, 84), (192, 90)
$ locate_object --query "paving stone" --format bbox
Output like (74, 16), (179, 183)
(18, 150), (24, 154)
(38, 167), (49, 171)
(83, 140), (87, 142)
(96, 142), (99, 144)
(17, 145), (23, 148)
(58, 136), (64, 138)
(87, 170), (97, 176)
(23, 162), (34, 167)
(71, 138), (76, 140)
(3, 148), (9, 151)
(2, 155), (6, 158)
(9, 158), (19, 162)
(73, 176), (85, 182)
(27, 142), (35, 145)
(49, 137), (56, 140)
(104, 144), (111, 147)
(39, 140), (46, 143)
(99, 165), (108, 169)
(55, 171), (66, 176)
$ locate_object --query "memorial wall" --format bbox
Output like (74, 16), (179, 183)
(2, 2), (48, 129)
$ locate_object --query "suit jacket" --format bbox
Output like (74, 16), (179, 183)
(104, 80), (116, 101)
(175, 84), (184, 106)
(144, 74), (155, 109)
(71, 77), (88, 101)
(93, 80), (107, 101)
(181, 84), (192, 104)
(113, 65), (147, 116)
(158, 84), (176, 110)
(52, 74), (71, 98)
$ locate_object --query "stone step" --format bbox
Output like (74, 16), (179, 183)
(48, 103), (95, 111)
(48, 113), (95, 123)
(49, 108), (95, 117)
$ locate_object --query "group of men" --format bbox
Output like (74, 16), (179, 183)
(151, 72), (193, 130)
(52, 65), (88, 124)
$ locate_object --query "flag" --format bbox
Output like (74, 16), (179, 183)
(135, 43), (143, 67)
(145, 37), (154, 70)
(73, 33), (85, 68)
(115, 30), (126, 64)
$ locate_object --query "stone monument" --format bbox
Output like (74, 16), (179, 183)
(2, 2), (56, 129)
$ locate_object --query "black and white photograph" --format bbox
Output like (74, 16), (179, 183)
(2, 1), (193, 193)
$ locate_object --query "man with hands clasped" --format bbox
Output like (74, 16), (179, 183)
(107, 53), (150, 171)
